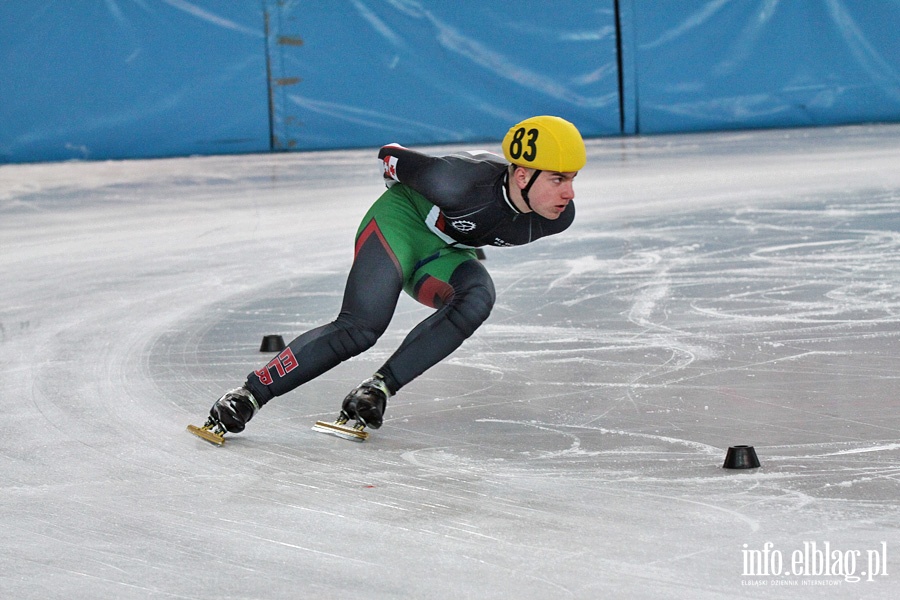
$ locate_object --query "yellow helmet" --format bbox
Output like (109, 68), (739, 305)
(502, 115), (586, 172)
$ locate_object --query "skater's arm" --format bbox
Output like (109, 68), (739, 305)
(378, 144), (440, 189)
(378, 145), (505, 210)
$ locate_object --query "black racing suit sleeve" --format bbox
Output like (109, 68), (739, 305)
(378, 145), (503, 211)
(378, 144), (440, 189)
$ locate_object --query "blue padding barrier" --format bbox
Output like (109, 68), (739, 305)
(2, 2), (899, 163)
(628, 0), (900, 133)
(0, 3), (270, 163)
(265, 1), (620, 150)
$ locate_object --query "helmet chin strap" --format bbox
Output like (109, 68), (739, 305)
(519, 169), (542, 210)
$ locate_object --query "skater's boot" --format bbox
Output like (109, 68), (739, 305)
(209, 386), (260, 433)
(341, 374), (391, 429)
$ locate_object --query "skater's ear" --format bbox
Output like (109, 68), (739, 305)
(511, 166), (536, 190)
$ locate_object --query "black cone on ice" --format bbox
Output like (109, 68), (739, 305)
(723, 445), (760, 469)
(260, 335), (286, 353)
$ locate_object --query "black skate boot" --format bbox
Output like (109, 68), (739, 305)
(209, 386), (260, 434)
(341, 374), (390, 429)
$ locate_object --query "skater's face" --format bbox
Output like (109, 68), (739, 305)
(513, 168), (577, 220)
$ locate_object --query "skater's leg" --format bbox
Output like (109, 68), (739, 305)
(210, 235), (402, 434)
(207, 184), (460, 434)
(377, 254), (495, 393)
(244, 219), (404, 404)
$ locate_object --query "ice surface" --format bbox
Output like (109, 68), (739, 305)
(2, 125), (899, 599)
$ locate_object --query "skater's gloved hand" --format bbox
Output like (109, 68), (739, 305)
(381, 143), (403, 188)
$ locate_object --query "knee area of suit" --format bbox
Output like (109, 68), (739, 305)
(334, 318), (385, 355)
(352, 325), (382, 349)
(449, 283), (495, 334)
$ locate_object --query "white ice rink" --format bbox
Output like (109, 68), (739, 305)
(2, 125), (899, 599)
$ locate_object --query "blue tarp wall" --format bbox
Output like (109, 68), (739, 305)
(2, 1), (899, 164)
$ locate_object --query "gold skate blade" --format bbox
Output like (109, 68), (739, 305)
(187, 424), (225, 446)
(312, 420), (368, 441)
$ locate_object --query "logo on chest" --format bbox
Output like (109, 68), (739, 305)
(450, 220), (476, 233)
